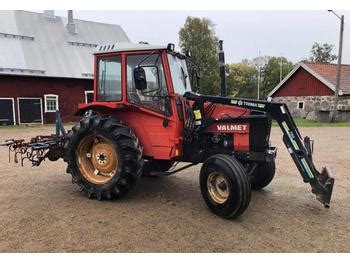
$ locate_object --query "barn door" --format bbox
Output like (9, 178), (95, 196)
(0, 98), (15, 125)
(18, 98), (43, 124)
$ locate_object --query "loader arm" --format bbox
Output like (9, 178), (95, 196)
(183, 92), (334, 207)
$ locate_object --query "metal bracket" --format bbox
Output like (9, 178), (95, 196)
(149, 163), (197, 177)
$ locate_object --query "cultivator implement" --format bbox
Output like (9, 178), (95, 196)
(1, 135), (65, 166)
(1, 111), (66, 166)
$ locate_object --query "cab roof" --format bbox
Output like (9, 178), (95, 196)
(95, 42), (167, 54)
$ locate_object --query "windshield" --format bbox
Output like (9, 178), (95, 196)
(167, 54), (191, 95)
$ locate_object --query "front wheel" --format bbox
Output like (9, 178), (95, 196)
(250, 160), (276, 190)
(200, 154), (251, 219)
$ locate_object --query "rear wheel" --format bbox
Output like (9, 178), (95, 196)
(200, 154), (251, 219)
(64, 115), (143, 200)
(250, 160), (276, 190)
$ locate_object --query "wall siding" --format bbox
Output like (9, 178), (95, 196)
(0, 75), (93, 124)
(273, 68), (334, 97)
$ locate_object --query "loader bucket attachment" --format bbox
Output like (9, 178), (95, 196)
(302, 137), (334, 207)
(312, 166), (334, 208)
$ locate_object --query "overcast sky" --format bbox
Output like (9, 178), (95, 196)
(53, 10), (350, 64)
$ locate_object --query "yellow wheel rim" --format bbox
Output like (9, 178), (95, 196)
(207, 172), (229, 204)
(76, 134), (118, 184)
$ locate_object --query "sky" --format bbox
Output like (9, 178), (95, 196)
(53, 10), (350, 64)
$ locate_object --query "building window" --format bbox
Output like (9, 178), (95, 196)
(85, 91), (94, 104)
(44, 94), (59, 112)
(297, 101), (305, 110)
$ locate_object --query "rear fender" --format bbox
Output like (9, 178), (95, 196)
(74, 102), (122, 116)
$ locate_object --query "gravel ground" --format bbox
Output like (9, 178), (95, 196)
(0, 125), (349, 252)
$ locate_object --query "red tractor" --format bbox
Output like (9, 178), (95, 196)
(2, 42), (334, 219)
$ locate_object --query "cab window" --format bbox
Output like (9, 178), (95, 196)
(126, 54), (171, 115)
(167, 54), (191, 95)
(96, 56), (122, 102)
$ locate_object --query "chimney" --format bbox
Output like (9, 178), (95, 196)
(66, 10), (77, 34)
(43, 10), (55, 19)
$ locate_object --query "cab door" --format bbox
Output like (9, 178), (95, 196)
(122, 52), (177, 159)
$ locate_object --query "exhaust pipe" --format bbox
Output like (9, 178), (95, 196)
(219, 40), (226, 97)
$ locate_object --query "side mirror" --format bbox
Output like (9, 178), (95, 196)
(134, 67), (147, 91)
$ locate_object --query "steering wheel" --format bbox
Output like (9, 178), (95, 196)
(128, 92), (141, 105)
(152, 89), (163, 102)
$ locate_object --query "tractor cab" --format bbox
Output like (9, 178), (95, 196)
(76, 42), (195, 160)
(77, 42), (251, 161)
(80, 42), (192, 113)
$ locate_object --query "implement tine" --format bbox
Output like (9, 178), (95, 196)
(0, 139), (15, 146)
(8, 147), (11, 163)
(1, 132), (65, 166)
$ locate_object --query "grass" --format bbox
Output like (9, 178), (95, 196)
(272, 118), (350, 127)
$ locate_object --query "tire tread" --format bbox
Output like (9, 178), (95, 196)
(63, 115), (143, 200)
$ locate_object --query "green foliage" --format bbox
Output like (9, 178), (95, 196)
(226, 56), (294, 100)
(226, 63), (257, 98)
(179, 17), (220, 95)
(178, 16), (300, 99)
(309, 42), (337, 63)
(261, 57), (293, 98)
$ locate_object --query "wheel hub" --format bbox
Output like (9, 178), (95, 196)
(77, 135), (118, 184)
(207, 172), (229, 204)
(97, 152), (106, 164)
(218, 181), (227, 191)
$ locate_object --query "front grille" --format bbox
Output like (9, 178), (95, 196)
(249, 116), (271, 152)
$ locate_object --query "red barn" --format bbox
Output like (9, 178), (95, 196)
(0, 10), (129, 125)
(268, 62), (350, 121)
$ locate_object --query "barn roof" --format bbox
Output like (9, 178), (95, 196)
(268, 61), (350, 97)
(0, 10), (130, 80)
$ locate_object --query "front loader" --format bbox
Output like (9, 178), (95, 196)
(1, 42), (334, 219)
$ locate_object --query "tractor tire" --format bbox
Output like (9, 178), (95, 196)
(200, 154), (251, 219)
(63, 115), (143, 200)
(142, 160), (174, 176)
(250, 159), (276, 190)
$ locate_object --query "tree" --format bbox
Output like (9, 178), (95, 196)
(261, 56), (294, 98)
(226, 56), (294, 99)
(309, 42), (337, 63)
(226, 63), (257, 98)
(250, 56), (270, 72)
(179, 17), (220, 95)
